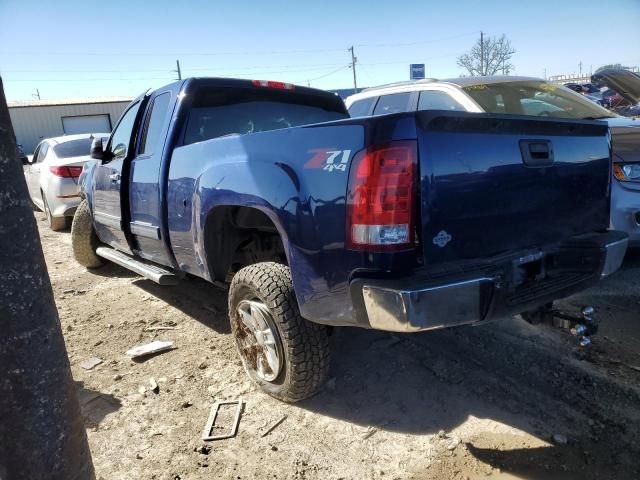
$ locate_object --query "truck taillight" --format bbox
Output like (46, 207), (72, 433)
(50, 166), (83, 178)
(251, 79), (295, 90)
(346, 140), (417, 251)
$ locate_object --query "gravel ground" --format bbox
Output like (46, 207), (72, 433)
(37, 212), (640, 480)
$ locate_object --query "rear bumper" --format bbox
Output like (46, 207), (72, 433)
(46, 176), (81, 217)
(610, 179), (640, 247)
(350, 231), (628, 333)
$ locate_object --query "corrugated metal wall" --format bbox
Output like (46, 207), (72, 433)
(9, 102), (130, 153)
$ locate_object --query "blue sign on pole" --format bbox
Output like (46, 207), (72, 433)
(410, 64), (425, 80)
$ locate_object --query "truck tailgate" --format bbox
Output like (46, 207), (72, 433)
(416, 112), (611, 265)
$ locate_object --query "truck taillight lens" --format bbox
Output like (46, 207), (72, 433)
(50, 166), (83, 178)
(346, 140), (417, 251)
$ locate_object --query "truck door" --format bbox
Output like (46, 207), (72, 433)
(128, 84), (179, 266)
(92, 94), (148, 253)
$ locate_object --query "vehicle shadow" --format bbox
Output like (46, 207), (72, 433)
(86, 261), (138, 279)
(132, 275), (230, 334)
(466, 444), (585, 480)
(297, 317), (640, 478)
(75, 381), (121, 428)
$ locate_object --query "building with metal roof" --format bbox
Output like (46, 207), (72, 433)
(8, 97), (132, 153)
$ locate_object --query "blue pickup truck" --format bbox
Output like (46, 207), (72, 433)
(73, 77), (627, 402)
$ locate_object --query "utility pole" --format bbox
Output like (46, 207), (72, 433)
(32, 88), (41, 100)
(579, 60), (583, 79)
(174, 59), (182, 80)
(0, 76), (95, 479)
(348, 46), (358, 93)
(480, 31), (484, 76)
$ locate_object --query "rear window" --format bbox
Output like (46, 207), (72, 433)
(183, 87), (348, 145)
(348, 97), (376, 117)
(462, 81), (615, 119)
(418, 90), (465, 111)
(373, 93), (412, 116)
(53, 138), (94, 158)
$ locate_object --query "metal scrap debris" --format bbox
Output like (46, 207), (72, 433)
(80, 357), (103, 370)
(261, 414), (288, 437)
(125, 340), (175, 358)
(202, 399), (244, 441)
(149, 377), (159, 394)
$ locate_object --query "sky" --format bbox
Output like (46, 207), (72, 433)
(1, 0), (639, 101)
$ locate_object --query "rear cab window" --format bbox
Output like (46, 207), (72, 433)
(183, 86), (348, 145)
(373, 93), (412, 116)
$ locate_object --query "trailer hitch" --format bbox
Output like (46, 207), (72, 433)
(550, 306), (598, 347)
(522, 304), (598, 347)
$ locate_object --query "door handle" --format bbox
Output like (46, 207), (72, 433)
(519, 139), (554, 167)
(109, 173), (121, 183)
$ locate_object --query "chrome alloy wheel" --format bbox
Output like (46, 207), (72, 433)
(235, 299), (284, 382)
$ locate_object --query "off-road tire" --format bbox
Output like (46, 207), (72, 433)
(71, 200), (104, 268)
(228, 262), (330, 402)
(43, 194), (67, 231)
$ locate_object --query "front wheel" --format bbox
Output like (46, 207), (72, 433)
(228, 262), (330, 402)
(71, 199), (104, 268)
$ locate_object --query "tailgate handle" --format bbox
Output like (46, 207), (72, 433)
(519, 140), (554, 167)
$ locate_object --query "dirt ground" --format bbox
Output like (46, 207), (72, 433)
(36, 212), (640, 480)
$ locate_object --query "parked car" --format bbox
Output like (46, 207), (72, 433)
(593, 68), (640, 117)
(72, 77), (625, 402)
(346, 75), (640, 246)
(601, 89), (631, 109)
(25, 133), (109, 231)
(563, 82), (601, 102)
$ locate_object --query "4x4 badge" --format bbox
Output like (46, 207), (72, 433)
(433, 230), (452, 248)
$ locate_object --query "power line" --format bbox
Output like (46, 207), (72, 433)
(1, 47), (347, 57)
(306, 64), (351, 83)
(355, 30), (480, 48)
(0, 31), (480, 58)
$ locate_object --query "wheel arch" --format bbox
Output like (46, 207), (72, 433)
(202, 204), (292, 282)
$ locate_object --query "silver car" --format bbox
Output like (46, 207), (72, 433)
(346, 76), (640, 246)
(25, 133), (109, 231)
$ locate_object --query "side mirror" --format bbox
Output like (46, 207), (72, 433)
(90, 137), (105, 160)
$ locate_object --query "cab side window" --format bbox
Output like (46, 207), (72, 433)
(373, 93), (411, 116)
(108, 102), (140, 160)
(139, 93), (171, 155)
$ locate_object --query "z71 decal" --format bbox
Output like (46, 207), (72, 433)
(304, 149), (352, 173)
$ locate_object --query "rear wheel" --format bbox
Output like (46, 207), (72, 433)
(71, 199), (104, 268)
(228, 262), (330, 402)
(43, 194), (67, 231)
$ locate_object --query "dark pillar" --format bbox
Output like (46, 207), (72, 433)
(0, 77), (95, 480)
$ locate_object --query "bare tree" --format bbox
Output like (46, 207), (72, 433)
(457, 34), (516, 76)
